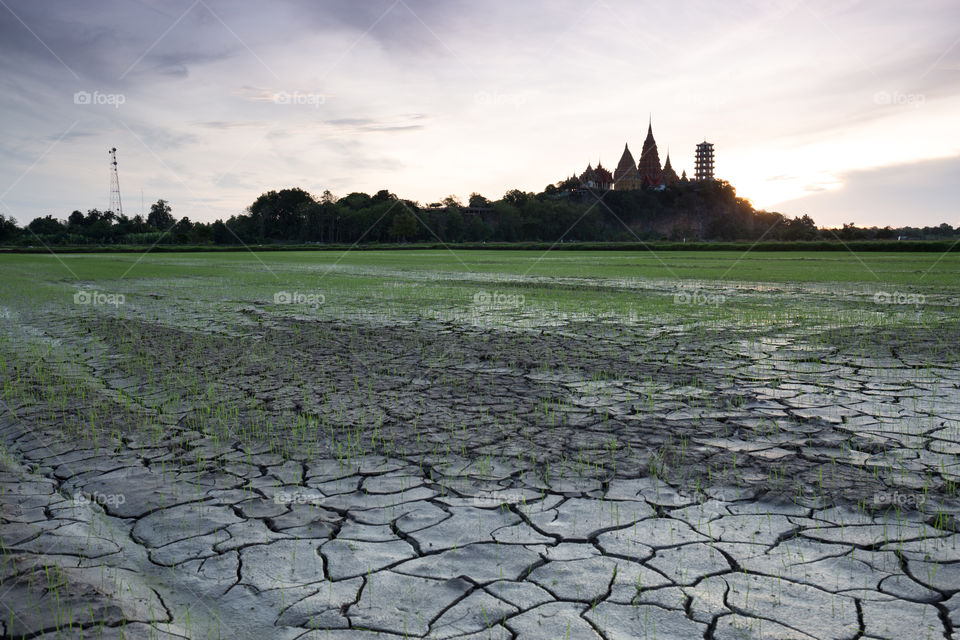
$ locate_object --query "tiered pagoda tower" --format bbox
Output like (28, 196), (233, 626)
(694, 141), (715, 181)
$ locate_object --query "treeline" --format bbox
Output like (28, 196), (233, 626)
(3, 181), (958, 246)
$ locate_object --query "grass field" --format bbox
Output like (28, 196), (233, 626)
(3, 248), (960, 283)
(1, 249), (958, 639)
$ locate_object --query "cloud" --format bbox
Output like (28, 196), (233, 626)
(285, 0), (461, 52)
(50, 130), (98, 142)
(1, 0), (959, 225)
(0, 0), (240, 87)
(193, 120), (267, 130)
(325, 114), (428, 133)
(138, 50), (236, 79)
(120, 120), (199, 151)
(773, 155), (960, 227)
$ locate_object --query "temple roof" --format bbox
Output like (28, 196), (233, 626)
(661, 152), (679, 185)
(579, 163), (597, 184)
(637, 120), (662, 187)
(615, 144), (638, 181)
(594, 164), (614, 184)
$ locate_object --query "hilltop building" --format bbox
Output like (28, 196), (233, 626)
(578, 162), (614, 191)
(568, 119), (716, 192)
(662, 153), (679, 186)
(613, 144), (642, 190)
(694, 141), (715, 181)
(637, 120), (663, 188)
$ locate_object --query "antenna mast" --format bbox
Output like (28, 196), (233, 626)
(108, 147), (123, 216)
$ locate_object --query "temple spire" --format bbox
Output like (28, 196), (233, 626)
(662, 151), (679, 186)
(613, 143), (640, 190)
(637, 117), (662, 188)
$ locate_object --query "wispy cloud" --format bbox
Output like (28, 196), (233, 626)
(325, 114), (428, 133)
(0, 0), (957, 225)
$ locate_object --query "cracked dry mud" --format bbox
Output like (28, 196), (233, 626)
(1, 275), (959, 640)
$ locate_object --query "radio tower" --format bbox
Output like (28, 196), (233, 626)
(108, 147), (123, 216)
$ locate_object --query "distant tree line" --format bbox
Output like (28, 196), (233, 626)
(3, 181), (958, 247)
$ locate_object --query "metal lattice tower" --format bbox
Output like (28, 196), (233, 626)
(108, 147), (123, 216)
(694, 141), (714, 182)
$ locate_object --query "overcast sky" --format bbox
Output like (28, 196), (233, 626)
(0, 0), (957, 228)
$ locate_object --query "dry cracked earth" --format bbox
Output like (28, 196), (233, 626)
(1, 280), (960, 639)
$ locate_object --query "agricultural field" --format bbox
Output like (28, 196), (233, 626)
(1, 249), (959, 640)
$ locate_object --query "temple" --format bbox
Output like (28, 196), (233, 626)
(612, 144), (641, 190)
(695, 141), (715, 182)
(571, 119), (715, 192)
(578, 162), (614, 191)
(637, 119), (662, 188)
(662, 152), (679, 186)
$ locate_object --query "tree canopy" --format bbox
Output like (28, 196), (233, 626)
(6, 184), (958, 247)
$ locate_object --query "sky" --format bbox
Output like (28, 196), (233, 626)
(0, 0), (958, 228)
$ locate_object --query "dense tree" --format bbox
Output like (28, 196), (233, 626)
(212, 220), (231, 244)
(0, 214), (19, 241)
(147, 200), (175, 231)
(248, 188), (313, 241)
(2, 183), (957, 247)
(502, 189), (531, 207)
(388, 210), (418, 241)
(67, 210), (85, 227)
(468, 193), (490, 207)
(27, 215), (64, 236)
